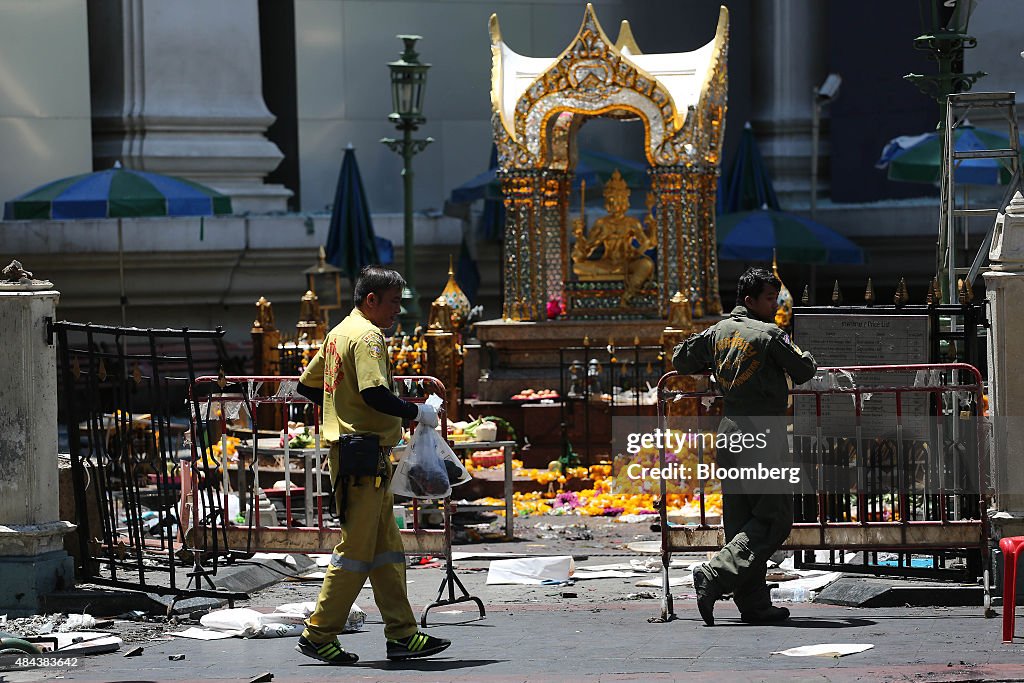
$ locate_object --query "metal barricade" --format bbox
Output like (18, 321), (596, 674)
(654, 363), (991, 622)
(187, 374), (484, 626)
(55, 320), (245, 603)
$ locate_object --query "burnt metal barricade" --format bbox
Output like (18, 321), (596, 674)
(54, 321), (245, 602)
(187, 374), (485, 626)
(654, 363), (991, 622)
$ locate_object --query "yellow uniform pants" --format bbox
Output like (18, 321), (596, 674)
(302, 459), (417, 643)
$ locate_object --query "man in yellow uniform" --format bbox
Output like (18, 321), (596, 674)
(293, 265), (451, 664)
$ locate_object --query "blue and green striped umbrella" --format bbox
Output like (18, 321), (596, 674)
(3, 166), (232, 220)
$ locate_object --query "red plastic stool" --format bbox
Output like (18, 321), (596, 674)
(1001, 536), (1024, 642)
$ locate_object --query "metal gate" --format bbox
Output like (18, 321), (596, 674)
(54, 321), (245, 601)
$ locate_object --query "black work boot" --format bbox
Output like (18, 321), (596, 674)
(692, 564), (720, 627)
(740, 605), (790, 624)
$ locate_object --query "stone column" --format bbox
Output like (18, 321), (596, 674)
(984, 192), (1024, 537)
(750, 0), (829, 208)
(88, 0), (292, 213)
(0, 273), (75, 616)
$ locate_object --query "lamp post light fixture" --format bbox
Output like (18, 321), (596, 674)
(304, 245), (343, 328)
(381, 35), (433, 328)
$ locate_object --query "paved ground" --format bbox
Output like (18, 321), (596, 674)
(4, 517), (1023, 682)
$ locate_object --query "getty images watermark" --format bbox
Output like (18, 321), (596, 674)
(623, 427), (802, 486)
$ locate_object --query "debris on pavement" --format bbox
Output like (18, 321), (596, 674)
(58, 614), (97, 632)
(168, 653), (186, 661)
(123, 646), (144, 657)
(624, 591), (657, 600)
(186, 602), (366, 639)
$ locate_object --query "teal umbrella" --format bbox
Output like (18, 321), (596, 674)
(3, 164), (232, 324)
(877, 126), (1024, 185)
(3, 165), (232, 219)
(717, 210), (864, 265)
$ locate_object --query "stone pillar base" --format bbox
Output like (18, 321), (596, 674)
(0, 522), (76, 617)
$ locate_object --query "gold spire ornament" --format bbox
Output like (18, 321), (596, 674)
(801, 285), (810, 306)
(864, 278), (875, 306)
(894, 277), (909, 306)
(958, 277), (974, 304)
(831, 281), (842, 306)
(439, 256), (472, 329)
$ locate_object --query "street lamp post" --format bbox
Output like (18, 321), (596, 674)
(381, 35), (433, 328)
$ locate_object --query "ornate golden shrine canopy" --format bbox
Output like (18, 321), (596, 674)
(490, 4), (728, 321)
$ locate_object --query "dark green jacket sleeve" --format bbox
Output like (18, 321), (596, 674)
(768, 332), (817, 384)
(671, 329), (715, 375)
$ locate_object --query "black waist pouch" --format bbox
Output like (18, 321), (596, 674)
(337, 433), (381, 478)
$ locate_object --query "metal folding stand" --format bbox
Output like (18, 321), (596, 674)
(418, 498), (486, 626)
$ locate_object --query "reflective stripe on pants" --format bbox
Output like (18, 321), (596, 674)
(302, 455), (417, 642)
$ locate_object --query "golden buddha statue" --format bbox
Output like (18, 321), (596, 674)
(572, 169), (656, 305)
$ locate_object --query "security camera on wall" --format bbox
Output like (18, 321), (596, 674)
(815, 73), (842, 102)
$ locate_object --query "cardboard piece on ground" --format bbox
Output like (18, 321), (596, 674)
(27, 632), (122, 655)
(486, 556), (574, 585)
(773, 643), (874, 657)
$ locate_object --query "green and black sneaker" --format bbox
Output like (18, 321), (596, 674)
(295, 635), (359, 665)
(386, 632), (451, 661)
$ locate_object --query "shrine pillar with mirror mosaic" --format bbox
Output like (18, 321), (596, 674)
(490, 4), (728, 321)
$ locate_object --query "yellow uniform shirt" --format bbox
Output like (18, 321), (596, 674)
(299, 308), (402, 448)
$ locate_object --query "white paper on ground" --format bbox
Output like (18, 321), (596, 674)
(625, 541), (661, 554)
(635, 575), (693, 588)
(780, 571), (843, 593)
(293, 570), (326, 580)
(486, 556), (574, 585)
(616, 513), (659, 523)
(573, 562), (637, 572)
(251, 552), (298, 567)
(310, 553), (332, 567)
(773, 643), (874, 657)
(170, 627), (234, 640)
(573, 570), (645, 580)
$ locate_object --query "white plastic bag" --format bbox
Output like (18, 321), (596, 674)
(391, 423), (454, 499)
